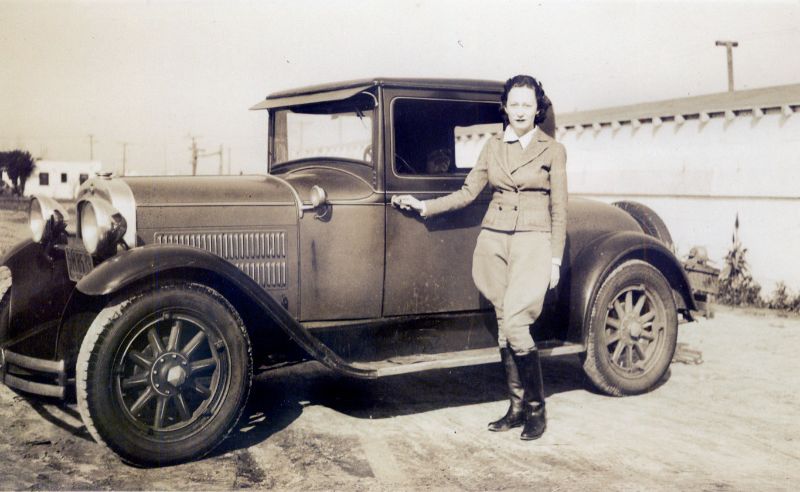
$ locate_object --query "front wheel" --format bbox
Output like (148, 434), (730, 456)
(76, 282), (252, 466)
(582, 260), (678, 396)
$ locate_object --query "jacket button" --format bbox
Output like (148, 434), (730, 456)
(499, 206), (503, 211)
(513, 206), (518, 211)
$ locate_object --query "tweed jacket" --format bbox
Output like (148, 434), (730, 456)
(422, 128), (568, 260)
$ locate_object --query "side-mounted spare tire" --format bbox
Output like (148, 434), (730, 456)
(76, 282), (252, 466)
(613, 201), (674, 252)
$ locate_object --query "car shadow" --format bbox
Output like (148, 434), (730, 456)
(8, 354), (669, 462)
(25, 396), (94, 442)
(214, 355), (590, 456)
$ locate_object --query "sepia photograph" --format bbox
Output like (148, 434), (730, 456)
(1, 0), (798, 489)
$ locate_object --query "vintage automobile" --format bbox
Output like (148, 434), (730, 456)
(0, 78), (701, 466)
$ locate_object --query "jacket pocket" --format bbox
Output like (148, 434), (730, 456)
(518, 207), (550, 230)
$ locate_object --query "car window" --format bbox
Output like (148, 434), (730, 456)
(272, 93), (375, 168)
(393, 98), (503, 176)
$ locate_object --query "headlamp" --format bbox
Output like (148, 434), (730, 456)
(29, 196), (69, 243)
(79, 198), (127, 255)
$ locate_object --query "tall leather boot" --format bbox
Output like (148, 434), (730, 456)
(487, 347), (525, 432)
(513, 350), (547, 440)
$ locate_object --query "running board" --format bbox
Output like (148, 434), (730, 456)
(351, 343), (585, 378)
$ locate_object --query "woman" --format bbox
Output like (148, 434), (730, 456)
(394, 74), (567, 440)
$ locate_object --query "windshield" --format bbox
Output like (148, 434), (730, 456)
(271, 92), (375, 169)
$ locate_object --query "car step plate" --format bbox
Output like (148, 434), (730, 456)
(353, 343), (585, 377)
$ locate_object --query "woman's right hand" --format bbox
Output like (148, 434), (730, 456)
(392, 195), (426, 215)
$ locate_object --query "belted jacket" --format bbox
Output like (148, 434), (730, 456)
(422, 128), (568, 260)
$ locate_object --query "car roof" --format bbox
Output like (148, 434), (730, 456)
(251, 78), (505, 110)
(266, 78), (504, 99)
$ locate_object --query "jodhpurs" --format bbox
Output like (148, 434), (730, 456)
(472, 229), (552, 355)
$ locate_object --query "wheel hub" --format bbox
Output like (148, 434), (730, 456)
(620, 315), (642, 339)
(150, 352), (189, 396)
(628, 318), (643, 338)
(166, 365), (187, 387)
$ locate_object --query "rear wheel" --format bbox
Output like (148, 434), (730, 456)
(76, 282), (252, 466)
(582, 260), (678, 396)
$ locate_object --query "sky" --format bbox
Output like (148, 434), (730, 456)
(1, 0), (799, 175)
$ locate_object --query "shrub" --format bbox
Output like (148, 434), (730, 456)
(768, 281), (791, 310)
(718, 214), (764, 307)
(791, 293), (800, 313)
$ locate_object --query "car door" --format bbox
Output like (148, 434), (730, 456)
(383, 90), (504, 316)
(291, 166), (385, 322)
(269, 93), (385, 322)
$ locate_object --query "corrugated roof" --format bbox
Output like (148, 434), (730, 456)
(556, 83), (800, 127)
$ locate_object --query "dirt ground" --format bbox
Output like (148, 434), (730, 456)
(1, 208), (798, 490)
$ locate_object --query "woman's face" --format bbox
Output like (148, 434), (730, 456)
(504, 86), (538, 136)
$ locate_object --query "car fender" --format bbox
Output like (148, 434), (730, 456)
(564, 231), (696, 344)
(72, 244), (374, 378)
(1, 239), (73, 358)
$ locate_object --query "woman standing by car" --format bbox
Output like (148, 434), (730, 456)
(393, 74), (567, 440)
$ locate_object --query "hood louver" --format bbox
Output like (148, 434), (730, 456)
(155, 231), (287, 289)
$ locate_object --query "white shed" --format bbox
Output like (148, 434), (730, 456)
(23, 160), (103, 200)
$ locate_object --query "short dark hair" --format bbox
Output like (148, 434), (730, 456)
(500, 74), (551, 126)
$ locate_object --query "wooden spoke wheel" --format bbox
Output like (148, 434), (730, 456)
(76, 283), (251, 466)
(583, 260), (678, 396)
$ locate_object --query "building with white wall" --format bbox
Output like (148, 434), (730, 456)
(20, 160), (103, 200)
(556, 84), (800, 293)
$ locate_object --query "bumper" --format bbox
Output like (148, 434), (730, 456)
(0, 348), (66, 399)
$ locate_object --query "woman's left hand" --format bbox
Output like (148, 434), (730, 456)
(550, 263), (560, 289)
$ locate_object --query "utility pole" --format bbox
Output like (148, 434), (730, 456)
(188, 136), (225, 175)
(119, 142), (129, 176)
(715, 40), (739, 92)
(188, 135), (203, 175)
(88, 134), (96, 160)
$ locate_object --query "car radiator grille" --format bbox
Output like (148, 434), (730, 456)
(154, 232), (288, 289)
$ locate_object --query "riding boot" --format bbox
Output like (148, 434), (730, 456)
(487, 347), (525, 432)
(513, 350), (547, 440)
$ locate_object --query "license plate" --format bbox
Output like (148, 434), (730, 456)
(65, 247), (94, 282)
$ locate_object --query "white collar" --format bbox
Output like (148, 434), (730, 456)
(503, 126), (536, 149)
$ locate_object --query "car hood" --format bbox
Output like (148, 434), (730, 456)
(122, 175), (295, 206)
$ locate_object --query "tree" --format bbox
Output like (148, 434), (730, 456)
(2, 150), (36, 196)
